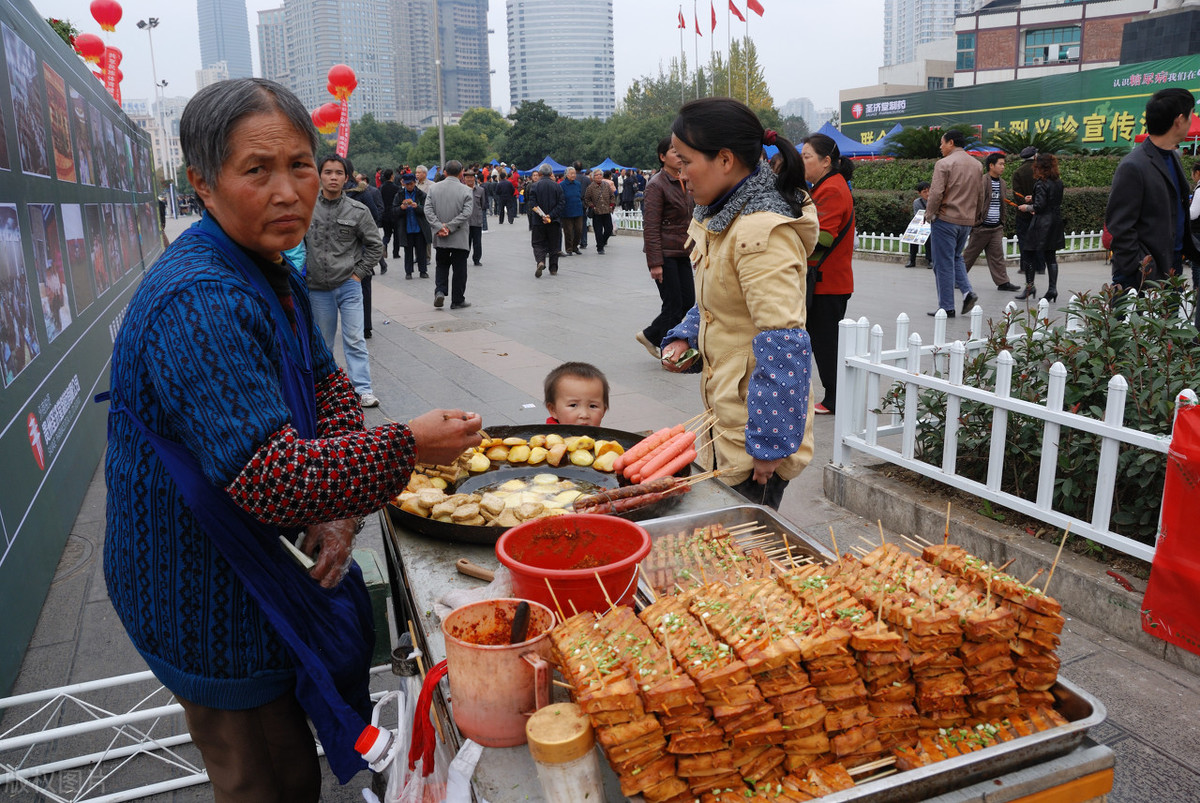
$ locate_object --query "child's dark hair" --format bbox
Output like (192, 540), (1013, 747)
(672, 97), (809, 217)
(544, 362), (610, 408)
(915, 181), (930, 192)
(802, 133), (855, 183)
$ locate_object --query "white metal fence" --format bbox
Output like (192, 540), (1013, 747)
(855, 229), (1106, 258)
(613, 210), (644, 231)
(831, 309), (1192, 563)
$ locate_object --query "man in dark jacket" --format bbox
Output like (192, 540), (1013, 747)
(494, 170), (517, 224)
(574, 161), (592, 249)
(1012, 147), (1037, 278)
(380, 169), (401, 258)
(1106, 87), (1200, 290)
(638, 135), (695, 359)
(527, 163), (565, 277)
(393, 173), (430, 278)
(963, 153), (1019, 291)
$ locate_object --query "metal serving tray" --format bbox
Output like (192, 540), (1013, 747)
(632, 504), (1108, 802)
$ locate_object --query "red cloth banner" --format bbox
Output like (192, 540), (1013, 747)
(747, 0), (765, 15)
(729, 0), (745, 22)
(678, 8), (686, 28)
(102, 48), (119, 100)
(335, 99), (350, 157)
(711, 1), (717, 31)
(695, 12), (702, 35)
(1142, 398), (1200, 656)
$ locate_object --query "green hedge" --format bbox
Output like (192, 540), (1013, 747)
(850, 154), (1142, 192)
(854, 187), (1112, 237)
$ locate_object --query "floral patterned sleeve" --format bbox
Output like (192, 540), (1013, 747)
(662, 305), (700, 350)
(745, 328), (812, 461)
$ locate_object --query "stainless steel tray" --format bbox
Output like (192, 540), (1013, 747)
(631, 504), (1108, 802)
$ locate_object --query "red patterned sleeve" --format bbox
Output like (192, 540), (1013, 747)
(315, 369), (365, 438)
(224, 422), (417, 526)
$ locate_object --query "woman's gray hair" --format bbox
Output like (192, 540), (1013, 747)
(538, 163), (553, 177)
(180, 78), (317, 187)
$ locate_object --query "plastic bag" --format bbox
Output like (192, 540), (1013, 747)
(1142, 396), (1200, 656)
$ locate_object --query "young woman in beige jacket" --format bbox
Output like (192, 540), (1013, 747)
(661, 98), (820, 509)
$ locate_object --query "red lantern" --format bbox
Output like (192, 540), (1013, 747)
(327, 64), (357, 101)
(314, 102), (341, 134)
(90, 0), (123, 32)
(74, 32), (104, 64)
(115, 67), (124, 83)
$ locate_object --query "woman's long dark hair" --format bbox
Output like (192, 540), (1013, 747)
(672, 97), (808, 216)
(802, 133), (855, 184)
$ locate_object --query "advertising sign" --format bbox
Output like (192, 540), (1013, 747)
(0, 1), (161, 695)
(841, 56), (1200, 151)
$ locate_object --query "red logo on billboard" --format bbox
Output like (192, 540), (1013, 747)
(851, 103), (864, 120)
(28, 413), (45, 471)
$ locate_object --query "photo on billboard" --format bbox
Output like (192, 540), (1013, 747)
(118, 203), (137, 269)
(42, 64), (75, 184)
(61, 204), (93, 314)
(83, 203), (108, 294)
(0, 203), (42, 387)
(101, 203), (122, 281)
(2, 23), (50, 178)
(28, 204), (72, 342)
(103, 118), (119, 191)
(121, 129), (135, 193)
(88, 104), (108, 188)
(68, 89), (92, 185)
(0, 76), (10, 172)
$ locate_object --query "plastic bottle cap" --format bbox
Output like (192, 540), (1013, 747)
(355, 725), (392, 763)
(525, 703), (594, 764)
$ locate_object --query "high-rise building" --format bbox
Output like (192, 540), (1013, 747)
(507, 0), (615, 120)
(197, 0), (254, 80)
(258, 7), (287, 83)
(195, 61), (230, 92)
(884, 0), (985, 67)
(394, 0), (491, 128)
(278, 0), (399, 123)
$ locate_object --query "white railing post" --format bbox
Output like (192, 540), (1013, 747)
(831, 318), (858, 466)
(902, 332), (923, 460)
(1065, 295), (1082, 332)
(1091, 375), (1128, 533)
(895, 312), (910, 354)
(1036, 362), (1068, 510)
(986, 351), (1014, 492)
(866, 326), (884, 447)
(942, 341), (966, 475)
(968, 306), (984, 342)
(854, 317), (871, 435)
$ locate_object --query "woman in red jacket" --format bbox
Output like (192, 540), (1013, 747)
(801, 133), (855, 415)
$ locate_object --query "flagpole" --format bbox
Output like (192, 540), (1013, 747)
(744, 23), (749, 104)
(693, 0), (699, 99)
(680, 22), (685, 107)
(727, 4), (731, 97)
(709, 2), (714, 85)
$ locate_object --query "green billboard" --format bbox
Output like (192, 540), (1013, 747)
(0, 1), (161, 695)
(841, 55), (1200, 151)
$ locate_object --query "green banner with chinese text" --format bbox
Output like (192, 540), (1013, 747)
(841, 56), (1200, 151)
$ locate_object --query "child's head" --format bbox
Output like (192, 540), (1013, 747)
(544, 362), (609, 427)
(916, 181), (931, 200)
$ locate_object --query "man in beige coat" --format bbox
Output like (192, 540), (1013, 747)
(926, 130), (982, 318)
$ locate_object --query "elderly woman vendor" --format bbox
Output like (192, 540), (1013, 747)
(103, 78), (481, 801)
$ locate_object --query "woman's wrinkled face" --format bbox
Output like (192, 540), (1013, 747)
(189, 110), (317, 261)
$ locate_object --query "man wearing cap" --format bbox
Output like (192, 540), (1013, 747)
(963, 153), (1020, 292)
(527, 163), (565, 277)
(1012, 146), (1038, 281)
(393, 173), (430, 279)
(464, 170), (486, 266)
(423, 160), (474, 308)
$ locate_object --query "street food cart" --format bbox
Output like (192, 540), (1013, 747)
(378, 430), (1113, 803)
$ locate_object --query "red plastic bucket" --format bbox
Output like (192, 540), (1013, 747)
(495, 514), (651, 615)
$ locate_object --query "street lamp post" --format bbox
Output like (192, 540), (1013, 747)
(137, 17), (176, 218)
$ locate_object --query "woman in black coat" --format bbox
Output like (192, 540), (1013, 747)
(1016, 153), (1065, 303)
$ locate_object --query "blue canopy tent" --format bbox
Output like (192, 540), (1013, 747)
(531, 155), (569, 175)
(814, 121), (879, 158)
(588, 157), (637, 173)
(489, 159), (501, 165)
(869, 123), (904, 155)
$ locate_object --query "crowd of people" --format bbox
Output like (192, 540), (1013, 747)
(96, 76), (1200, 801)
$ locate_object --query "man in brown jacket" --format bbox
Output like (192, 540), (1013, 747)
(637, 136), (695, 359)
(963, 152), (1020, 291)
(926, 130), (982, 317)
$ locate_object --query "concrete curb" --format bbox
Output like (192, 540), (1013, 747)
(823, 461), (1200, 677)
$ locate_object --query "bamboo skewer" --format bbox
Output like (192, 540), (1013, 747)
(594, 571), (617, 611)
(900, 534), (925, 552)
(878, 519), (887, 547)
(1044, 524), (1071, 595)
(552, 679), (573, 689)
(910, 532), (934, 546)
(1025, 568), (1044, 586)
(829, 525), (840, 559)
(944, 502), (952, 545)
(544, 578), (566, 623)
(679, 409), (713, 429)
(848, 756), (896, 775)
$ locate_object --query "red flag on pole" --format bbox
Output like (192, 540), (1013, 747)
(746, 0), (765, 15)
(729, 0), (746, 22)
(695, 11), (703, 35)
(711, 1), (717, 31)
(678, 7), (686, 28)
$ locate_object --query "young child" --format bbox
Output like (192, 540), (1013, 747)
(544, 362), (609, 427)
(907, 181), (932, 268)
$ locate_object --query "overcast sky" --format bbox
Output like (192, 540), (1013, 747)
(34, 0), (883, 117)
